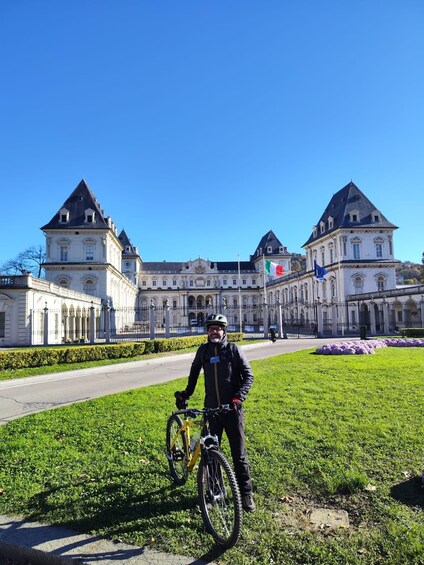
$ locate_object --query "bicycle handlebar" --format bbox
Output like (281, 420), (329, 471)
(173, 405), (232, 418)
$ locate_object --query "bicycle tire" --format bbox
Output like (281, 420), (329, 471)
(197, 448), (242, 548)
(166, 414), (189, 485)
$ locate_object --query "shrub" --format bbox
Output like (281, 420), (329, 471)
(0, 333), (244, 371)
(400, 328), (424, 338)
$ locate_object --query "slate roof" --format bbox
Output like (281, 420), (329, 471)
(119, 229), (140, 257)
(250, 230), (289, 260)
(41, 179), (111, 230)
(303, 181), (398, 247)
(140, 260), (256, 274)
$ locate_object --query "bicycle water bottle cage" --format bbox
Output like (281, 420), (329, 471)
(201, 434), (219, 449)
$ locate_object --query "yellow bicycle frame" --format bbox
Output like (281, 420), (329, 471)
(171, 417), (203, 472)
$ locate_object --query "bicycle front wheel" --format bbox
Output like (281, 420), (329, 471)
(197, 449), (242, 548)
(166, 414), (189, 485)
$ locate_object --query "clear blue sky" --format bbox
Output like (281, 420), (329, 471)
(1, 1), (423, 268)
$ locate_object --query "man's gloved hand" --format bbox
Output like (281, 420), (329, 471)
(231, 397), (242, 411)
(174, 390), (189, 410)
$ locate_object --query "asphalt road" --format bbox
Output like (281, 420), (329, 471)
(0, 337), (343, 424)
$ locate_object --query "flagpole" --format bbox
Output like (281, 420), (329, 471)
(238, 254), (242, 333)
(262, 254), (267, 304)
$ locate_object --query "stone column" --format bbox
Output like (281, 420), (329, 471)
(165, 300), (170, 338)
(369, 301), (376, 335)
(420, 297), (424, 329)
(316, 301), (323, 337)
(149, 301), (156, 340)
(331, 303), (337, 336)
(43, 303), (49, 346)
(104, 302), (111, 343)
(277, 301), (283, 339)
(263, 301), (269, 339)
(90, 303), (95, 344)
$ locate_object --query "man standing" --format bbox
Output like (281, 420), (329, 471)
(175, 313), (256, 512)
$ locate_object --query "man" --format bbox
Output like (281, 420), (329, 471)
(175, 313), (256, 512)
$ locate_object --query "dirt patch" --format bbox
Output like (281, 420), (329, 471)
(274, 493), (369, 536)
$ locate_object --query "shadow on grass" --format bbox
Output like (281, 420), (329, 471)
(390, 476), (424, 509)
(22, 469), (234, 560)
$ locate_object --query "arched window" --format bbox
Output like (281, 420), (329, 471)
(58, 278), (68, 288)
(84, 278), (95, 294)
(377, 276), (385, 292)
(354, 276), (363, 294)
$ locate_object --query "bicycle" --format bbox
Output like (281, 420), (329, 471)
(166, 403), (243, 549)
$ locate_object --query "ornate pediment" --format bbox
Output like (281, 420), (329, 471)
(184, 258), (218, 274)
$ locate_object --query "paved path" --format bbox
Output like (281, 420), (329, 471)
(0, 338), (336, 423)
(0, 337), (348, 564)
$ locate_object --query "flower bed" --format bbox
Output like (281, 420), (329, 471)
(316, 338), (424, 355)
(382, 338), (424, 347)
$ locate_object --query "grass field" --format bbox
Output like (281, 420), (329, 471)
(0, 347), (423, 564)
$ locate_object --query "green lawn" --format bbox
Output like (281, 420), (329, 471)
(0, 347), (423, 564)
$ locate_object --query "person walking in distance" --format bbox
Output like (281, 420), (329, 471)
(175, 313), (256, 512)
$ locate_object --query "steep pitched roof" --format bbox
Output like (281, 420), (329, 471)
(41, 179), (111, 230)
(303, 181), (398, 246)
(251, 230), (289, 260)
(119, 229), (140, 257)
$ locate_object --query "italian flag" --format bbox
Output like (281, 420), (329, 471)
(265, 260), (284, 277)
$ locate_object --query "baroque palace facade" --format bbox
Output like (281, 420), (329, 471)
(1, 179), (423, 347)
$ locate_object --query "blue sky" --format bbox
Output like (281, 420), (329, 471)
(1, 1), (423, 268)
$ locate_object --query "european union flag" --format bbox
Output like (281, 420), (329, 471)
(314, 260), (328, 281)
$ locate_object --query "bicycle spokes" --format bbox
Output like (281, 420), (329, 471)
(197, 450), (242, 548)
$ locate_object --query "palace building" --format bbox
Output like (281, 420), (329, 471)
(1, 179), (423, 347)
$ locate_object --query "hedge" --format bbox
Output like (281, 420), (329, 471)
(399, 328), (424, 338)
(0, 333), (244, 371)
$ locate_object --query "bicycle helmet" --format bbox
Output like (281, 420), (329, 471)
(205, 313), (228, 329)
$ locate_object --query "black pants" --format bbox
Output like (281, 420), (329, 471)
(209, 409), (253, 496)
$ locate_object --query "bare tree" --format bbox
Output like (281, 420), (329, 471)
(1, 245), (45, 278)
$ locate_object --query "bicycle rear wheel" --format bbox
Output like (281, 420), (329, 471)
(197, 449), (242, 548)
(166, 414), (189, 485)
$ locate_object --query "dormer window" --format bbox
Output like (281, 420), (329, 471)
(84, 208), (96, 223)
(320, 221), (326, 234)
(59, 208), (70, 223)
(328, 216), (334, 229)
(267, 246), (272, 253)
(313, 227), (318, 237)
(279, 246), (284, 253)
(372, 210), (381, 222)
(349, 209), (359, 222)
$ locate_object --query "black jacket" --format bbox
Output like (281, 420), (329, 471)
(186, 336), (254, 408)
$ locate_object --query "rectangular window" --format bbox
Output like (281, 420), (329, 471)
(223, 279), (227, 285)
(162, 280), (166, 286)
(376, 243), (382, 258)
(152, 280), (157, 286)
(353, 243), (360, 260)
(242, 279), (246, 285)
(86, 245), (94, 261)
(142, 281), (146, 286)
(252, 279), (256, 285)
(173, 300), (177, 308)
(0, 312), (5, 338)
(173, 280), (177, 286)
(233, 279), (237, 285)
(60, 246), (68, 261)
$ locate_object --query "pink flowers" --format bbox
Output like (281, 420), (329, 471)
(316, 338), (424, 355)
